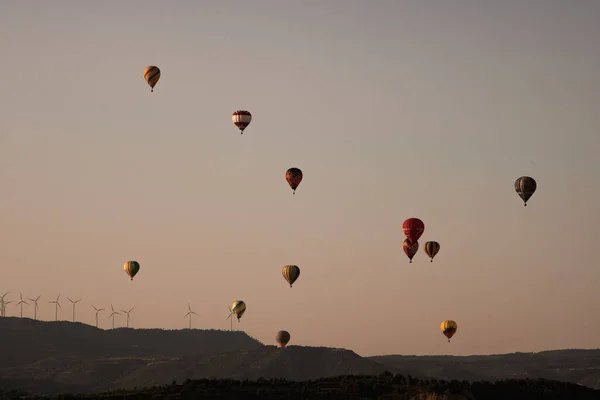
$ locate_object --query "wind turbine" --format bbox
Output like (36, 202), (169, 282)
(49, 295), (62, 321)
(16, 293), (29, 318)
(184, 303), (198, 329)
(91, 305), (105, 328)
(0, 292), (10, 317)
(226, 305), (233, 331)
(28, 295), (42, 320)
(67, 298), (82, 322)
(108, 305), (121, 329)
(3, 301), (13, 316)
(121, 307), (134, 328)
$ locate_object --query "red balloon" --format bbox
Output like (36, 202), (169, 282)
(402, 239), (419, 263)
(402, 218), (425, 243)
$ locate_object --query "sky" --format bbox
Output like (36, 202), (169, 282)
(1, 0), (600, 357)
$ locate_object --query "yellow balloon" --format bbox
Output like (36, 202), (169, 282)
(231, 300), (246, 321)
(440, 320), (457, 342)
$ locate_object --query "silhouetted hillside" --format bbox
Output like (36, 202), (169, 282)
(369, 350), (600, 389)
(3, 374), (600, 399)
(0, 345), (394, 394)
(0, 317), (263, 368)
(3, 318), (600, 396)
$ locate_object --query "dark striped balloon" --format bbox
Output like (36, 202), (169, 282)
(514, 176), (537, 206)
(124, 261), (140, 281)
(424, 241), (440, 262)
(143, 66), (161, 92)
(282, 265), (300, 287)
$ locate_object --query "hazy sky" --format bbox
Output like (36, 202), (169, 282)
(1, 0), (600, 357)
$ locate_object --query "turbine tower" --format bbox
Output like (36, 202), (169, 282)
(184, 303), (197, 329)
(108, 305), (121, 329)
(16, 293), (29, 318)
(67, 298), (82, 322)
(49, 295), (62, 321)
(28, 295), (42, 320)
(2, 301), (13, 316)
(0, 292), (10, 317)
(91, 305), (105, 328)
(121, 307), (134, 328)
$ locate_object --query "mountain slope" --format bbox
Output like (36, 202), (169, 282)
(369, 350), (600, 389)
(0, 346), (394, 394)
(0, 317), (263, 368)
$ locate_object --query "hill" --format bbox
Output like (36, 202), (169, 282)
(0, 317), (263, 368)
(2, 318), (600, 396)
(369, 350), (600, 390)
(3, 374), (600, 399)
(0, 318), (393, 395)
(0, 346), (392, 395)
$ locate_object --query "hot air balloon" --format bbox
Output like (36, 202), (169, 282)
(230, 300), (246, 321)
(440, 320), (457, 342)
(143, 66), (161, 92)
(424, 241), (440, 262)
(124, 261), (140, 281)
(232, 110), (252, 134)
(276, 330), (291, 348)
(403, 239), (419, 263)
(402, 218), (425, 243)
(282, 265), (300, 287)
(285, 168), (303, 194)
(514, 176), (537, 206)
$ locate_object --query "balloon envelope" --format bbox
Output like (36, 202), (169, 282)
(276, 330), (291, 347)
(143, 66), (161, 92)
(402, 218), (425, 243)
(424, 241), (440, 262)
(285, 168), (303, 193)
(124, 261), (140, 281)
(514, 176), (537, 206)
(282, 265), (300, 287)
(232, 110), (252, 134)
(402, 239), (419, 263)
(231, 300), (246, 320)
(440, 320), (457, 342)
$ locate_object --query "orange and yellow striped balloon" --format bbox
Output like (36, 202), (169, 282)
(143, 66), (161, 92)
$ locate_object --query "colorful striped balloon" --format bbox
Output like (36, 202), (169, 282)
(143, 66), (161, 92)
